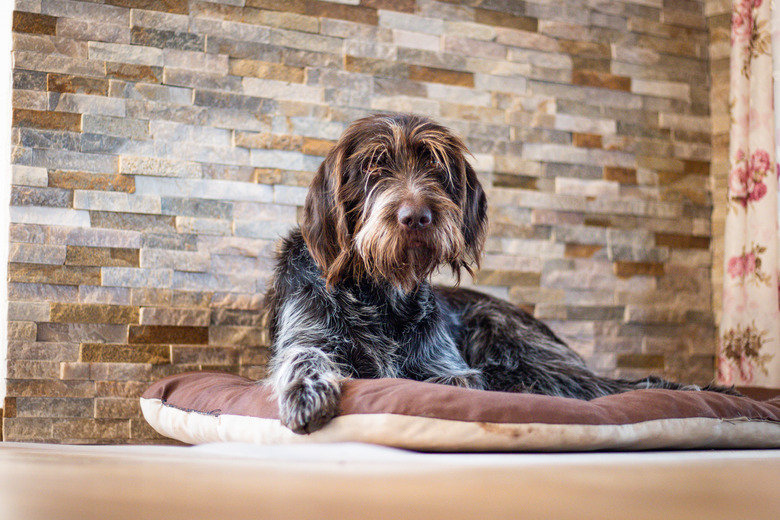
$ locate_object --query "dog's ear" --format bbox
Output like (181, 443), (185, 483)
(460, 160), (488, 274)
(301, 145), (354, 287)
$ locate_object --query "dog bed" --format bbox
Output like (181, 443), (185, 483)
(140, 371), (780, 451)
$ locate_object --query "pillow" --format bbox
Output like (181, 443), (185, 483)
(141, 371), (780, 451)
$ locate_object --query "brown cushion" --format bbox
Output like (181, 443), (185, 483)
(141, 371), (780, 451)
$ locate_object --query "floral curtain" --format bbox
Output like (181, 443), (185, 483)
(719, 0), (780, 386)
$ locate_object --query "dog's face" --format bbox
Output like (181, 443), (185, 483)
(301, 113), (488, 291)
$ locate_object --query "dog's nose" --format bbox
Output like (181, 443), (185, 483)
(398, 204), (432, 230)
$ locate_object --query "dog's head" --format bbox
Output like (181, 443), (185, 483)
(301, 113), (488, 292)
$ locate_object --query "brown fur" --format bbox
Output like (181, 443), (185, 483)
(301, 113), (487, 291)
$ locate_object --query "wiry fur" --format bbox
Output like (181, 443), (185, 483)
(263, 113), (737, 434)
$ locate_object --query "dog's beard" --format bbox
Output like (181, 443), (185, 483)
(354, 195), (464, 292)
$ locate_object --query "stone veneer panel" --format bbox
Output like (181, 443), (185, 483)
(706, 0), (730, 334)
(6, 0), (717, 443)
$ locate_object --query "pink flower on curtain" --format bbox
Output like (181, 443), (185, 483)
(732, 0), (753, 43)
(727, 257), (743, 278)
(726, 244), (769, 283)
(732, 164), (749, 196)
(749, 181), (767, 202)
(748, 149), (770, 202)
(751, 148), (771, 171)
(733, 0), (772, 77)
(729, 149), (770, 207)
(727, 252), (756, 278)
(745, 252), (757, 272)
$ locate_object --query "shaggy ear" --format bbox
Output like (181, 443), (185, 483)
(301, 146), (353, 287)
(460, 160), (488, 273)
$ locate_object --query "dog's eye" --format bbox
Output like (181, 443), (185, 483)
(366, 162), (382, 176)
(429, 158), (443, 170)
(365, 153), (387, 175)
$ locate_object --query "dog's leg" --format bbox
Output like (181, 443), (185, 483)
(403, 325), (485, 389)
(442, 287), (623, 399)
(269, 294), (347, 434)
(446, 289), (742, 399)
(271, 345), (343, 434)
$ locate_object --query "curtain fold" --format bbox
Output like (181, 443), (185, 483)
(719, 0), (780, 387)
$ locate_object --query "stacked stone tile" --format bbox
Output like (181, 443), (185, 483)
(6, 0), (717, 443)
(706, 0), (730, 330)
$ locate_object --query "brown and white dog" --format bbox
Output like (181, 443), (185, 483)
(263, 113), (735, 434)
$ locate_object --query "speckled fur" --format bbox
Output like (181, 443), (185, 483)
(263, 114), (737, 434)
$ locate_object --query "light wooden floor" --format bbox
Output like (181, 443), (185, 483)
(0, 442), (778, 520)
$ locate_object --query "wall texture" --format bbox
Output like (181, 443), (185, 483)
(706, 0), (730, 334)
(6, 0), (716, 443)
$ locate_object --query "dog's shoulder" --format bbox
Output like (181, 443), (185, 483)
(275, 227), (306, 262)
(267, 227), (327, 303)
(264, 228), (327, 338)
(274, 228), (320, 277)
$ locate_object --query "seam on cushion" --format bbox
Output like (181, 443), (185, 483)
(161, 398), (224, 417)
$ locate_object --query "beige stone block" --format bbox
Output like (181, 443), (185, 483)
(130, 289), (173, 308)
(130, 418), (173, 441)
(624, 305), (687, 325)
(87, 363), (155, 382)
(209, 325), (267, 347)
(60, 362), (91, 381)
(120, 156), (202, 179)
(11, 336), (73, 365)
(555, 178), (620, 198)
(443, 21), (495, 41)
(88, 41), (162, 66)
(175, 216), (231, 236)
(52, 419), (131, 441)
(171, 346), (239, 365)
(12, 165), (48, 187)
(6, 379), (96, 399)
(3, 418), (56, 442)
(139, 308), (210, 327)
(7, 302), (50, 322)
(7, 360), (60, 380)
(95, 398), (142, 419)
(443, 35), (505, 59)
(8, 322), (38, 341)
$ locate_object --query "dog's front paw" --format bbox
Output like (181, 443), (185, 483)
(278, 377), (341, 434)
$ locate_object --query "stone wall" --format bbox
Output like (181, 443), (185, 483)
(6, 0), (716, 443)
(706, 0), (730, 333)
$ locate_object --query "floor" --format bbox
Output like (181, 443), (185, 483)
(0, 442), (778, 519)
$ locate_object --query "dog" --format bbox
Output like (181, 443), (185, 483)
(263, 113), (735, 434)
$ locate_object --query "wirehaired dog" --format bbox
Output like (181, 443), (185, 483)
(264, 113), (734, 434)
